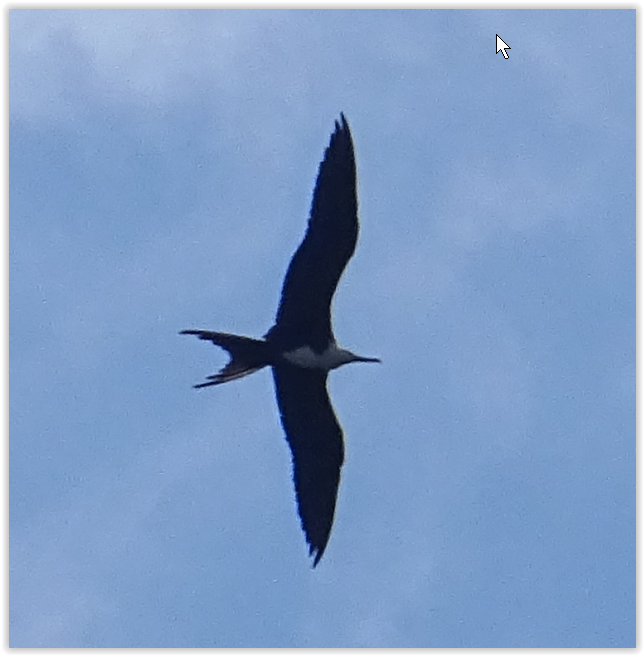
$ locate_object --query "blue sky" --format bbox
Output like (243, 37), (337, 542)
(10, 9), (634, 647)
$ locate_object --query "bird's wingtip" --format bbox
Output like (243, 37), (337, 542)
(308, 538), (329, 568)
(311, 547), (324, 568)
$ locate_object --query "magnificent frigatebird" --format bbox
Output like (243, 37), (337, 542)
(181, 114), (379, 566)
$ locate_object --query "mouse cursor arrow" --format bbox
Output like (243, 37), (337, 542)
(496, 34), (510, 59)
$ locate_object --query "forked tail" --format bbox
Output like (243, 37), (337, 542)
(180, 330), (271, 387)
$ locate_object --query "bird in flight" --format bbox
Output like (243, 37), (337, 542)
(181, 114), (379, 567)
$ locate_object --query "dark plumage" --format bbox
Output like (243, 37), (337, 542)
(181, 114), (379, 566)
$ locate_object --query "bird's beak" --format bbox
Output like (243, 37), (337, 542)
(355, 355), (381, 363)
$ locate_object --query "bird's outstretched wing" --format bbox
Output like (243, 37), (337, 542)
(272, 365), (344, 566)
(267, 114), (358, 351)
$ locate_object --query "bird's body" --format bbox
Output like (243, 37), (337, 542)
(182, 114), (378, 566)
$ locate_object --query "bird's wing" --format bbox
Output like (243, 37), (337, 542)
(268, 114), (358, 351)
(272, 365), (345, 566)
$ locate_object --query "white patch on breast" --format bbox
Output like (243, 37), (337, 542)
(283, 344), (354, 371)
